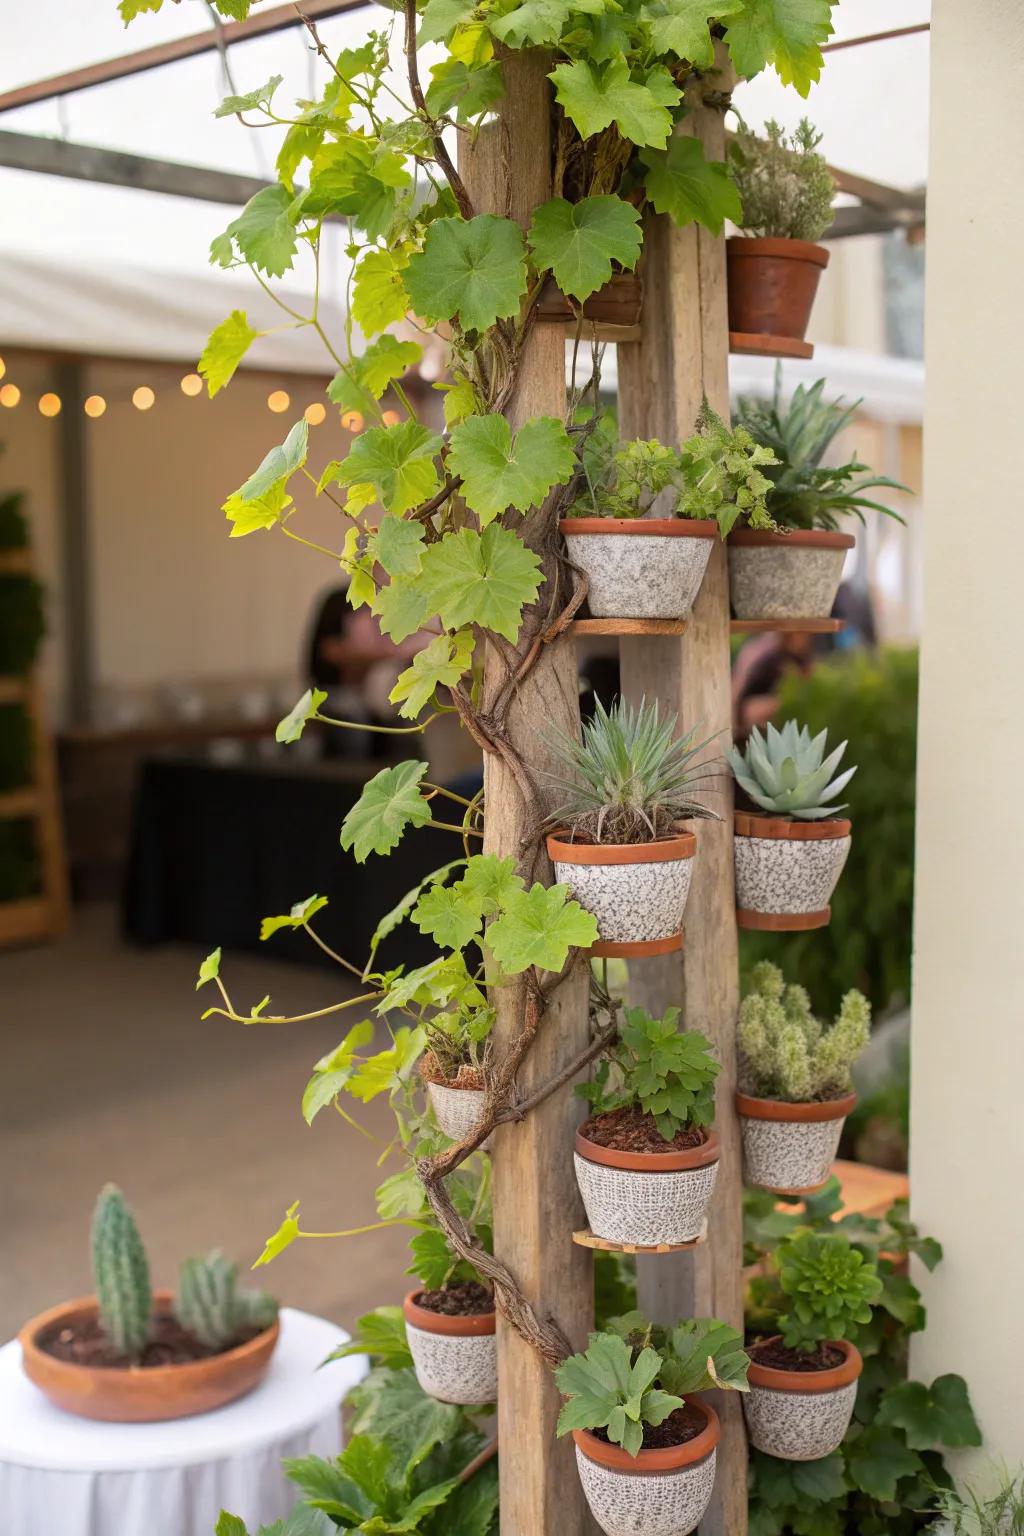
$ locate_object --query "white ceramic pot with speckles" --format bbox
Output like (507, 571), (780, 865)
(424, 1077), (492, 1151)
(572, 1401), (720, 1536)
(734, 812), (851, 931)
(402, 1291), (497, 1405)
(744, 1339), (861, 1460)
(573, 1127), (719, 1247)
(546, 830), (696, 958)
(736, 1090), (856, 1194)
(728, 528), (854, 620)
(560, 518), (717, 621)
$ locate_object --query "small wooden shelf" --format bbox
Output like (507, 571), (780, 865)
(730, 618), (846, 634)
(567, 618), (689, 637)
(730, 331), (814, 360)
(572, 1223), (707, 1256)
(0, 676), (29, 704)
(0, 896), (53, 946)
(0, 787), (41, 819)
(0, 548), (33, 574)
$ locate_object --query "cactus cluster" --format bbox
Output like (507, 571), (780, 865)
(739, 961), (870, 1103)
(91, 1184), (153, 1359)
(175, 1251), (278, 1350)
(729, 719), (856, 820)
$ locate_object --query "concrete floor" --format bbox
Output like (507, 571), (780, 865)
(1, 906), (408, 1342)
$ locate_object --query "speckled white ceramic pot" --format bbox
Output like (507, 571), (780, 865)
(573, 1127), (719, 1247)
(734, 812), (851, 931)
(560, 518), (717, 622)
(736, 1090), (856, 1194)
(547, 831), (696, 958)
(572, 1401), (720, 1536)
(728, 529), (854, 620)
(425, 1079), (492, 1151)
(402, 1290), (497, 1405)
(744, 1340), (861, 1461)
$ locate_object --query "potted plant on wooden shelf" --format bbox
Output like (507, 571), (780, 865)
(574, 1005), (720, 1247)
(726, 118), (835, 356)
(19, 1185), (279, 1422)
(555, 1313), (749, 1536)
(545, 695), (720, 957)
(744, 1229), (881, 1461)
(736, 961), (870, 1193)
(401, 1187), (499, 1407)
(419, 999), (495, 1148)
(728, 720), (855, 930)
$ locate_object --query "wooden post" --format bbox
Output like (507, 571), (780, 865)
(462, 52), (596, 1536)
(617, 54), (748, 1536)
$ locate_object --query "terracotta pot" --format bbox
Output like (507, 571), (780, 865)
(536, 272), (642, 328)
(728, 528), (855, 621)
(547, 830), (696, 957)
(402, 1290), (497, 1405)
(727, 237), (830, 343)
(572, 1399), (720, 1536)
(734, 812), (852, 930)
(423, 1076), (492, 1151)
(744, 1338), (861, 1461)
(573, 1127), (719, 1247)
(560, 518), (716, 621)
(736, 1090), (856, 1194)
(19, 1291), (280, 1423)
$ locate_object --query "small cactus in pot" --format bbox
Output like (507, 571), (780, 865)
(91, 1183), (153, 1360)
(175, 1251), (277, 1350)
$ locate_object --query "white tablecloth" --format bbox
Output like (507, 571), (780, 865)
(0, 1308), (367, 1536)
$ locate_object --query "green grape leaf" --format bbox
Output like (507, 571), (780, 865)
(419, 0), (478, 43)
(301, 1020), (376, 1124)
(527, 195), (642, 301)
(254, 1201), (302, 1267)
(199, 310), (259, 396)
(548, 58), (680, 148)
(845, 1426), (922, 1502)
(367, 860), (466, 962)
(724, 0), (836, 98)
(218, 184), (297, 277)
(222, 479), (291, 538)
(196, 948), (221, 989)
(425, 58), (504, 122)
(489, 0), (573, 45)
(352, 250), (411, 336)
(404, 215), (528, 334)
(322, 1305), (413, 1370)
(488, 882), (598, 973)
(448, 413), (576, 526)
(340, 760), (433, 862)
(389, 628), (475, 719)
(261, 893), (329, 940)
(412, 884), (483, 952)
(214, 74), (283, 117)
(119, 0), (163, 21)
(276, 687), (328, 744)
(875, 1375), (981, 1452)
(376, 952), (485, 1015)
(328, 336), (422, 417)
(437, 375), (482, 427)
(458, 854), (523, 914)
(237, 418), (310, 503)
(374, 514), (425, 578)
(374, 574), (435, 645)
(639, 0), (741, 63)
(211, 0), (255, 16)
(348, 1025), (425, 1103)
(416, 524), (544, 642)
(640, 135), (743, 234)
(326, 421), (441, 515)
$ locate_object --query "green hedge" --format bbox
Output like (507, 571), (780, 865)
(0, 574), (45, 675)
(0, 704), (32, 791)
(0, 820), (40, 902)
(0, 491), (28, 550)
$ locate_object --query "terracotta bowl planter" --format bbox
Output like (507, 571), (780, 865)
(744, 1339), (861, 1461)
(19, 1291), (280, 1423)
(423, 1075), (492, 1151)
(727, 237), (830, 344)
(734, 811), (851, 931)
(728, 528), (854, 621)
(547, 830), (696, 958)
(560, 518), (716, 621)
(736, 1090), (856, 1194)
(402, 1290), (497, 1406)
(572, 1399), (720, 1536)
(573, 1128), (719, 1247)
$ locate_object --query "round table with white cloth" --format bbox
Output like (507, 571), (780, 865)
(0, 1308), (367, 1536)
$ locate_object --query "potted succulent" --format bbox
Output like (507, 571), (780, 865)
(19, 1185), (279, 1422)
(575, 1006), (720, 1246)
(544, 695), (719, 957)
(744, 1229), (881, 1460)
(728, 720), (855, 930)
(736, 962), (870, 1193)
(726, 118), (835, 350)
(560, 408), (777, 622)
(555, 1313), (749, 1536)
(419, 1000), (495, 1148)
(729, 368), (908, 620)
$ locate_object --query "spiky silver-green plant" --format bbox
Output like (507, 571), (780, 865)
(174, 1251), (278, 1350)
(91, 1184), (153, 1359)
(739, 961), (870, 1102)
(728, 719), (856, 820)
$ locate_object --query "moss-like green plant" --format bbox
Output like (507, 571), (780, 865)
(91, 1184), (153, 1359)
(676, 401), (779, 537)
(729, 719), (856, 819)
(729, 117), (835, 242)
(775, 1230), (882, 1353)
(739, 961), (869, 1102)
(175, 1251), (278, 1349)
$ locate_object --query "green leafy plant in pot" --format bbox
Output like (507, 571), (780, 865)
(419, 999), (496, 1147)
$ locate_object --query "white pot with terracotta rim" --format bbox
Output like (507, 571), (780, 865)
(728, 528), (854, 621)
(546, 830), (696, 957)
(572, 1398), (720, 1536)
(744, 1338), (862, 1461)
(419, 1062), (491, 1151)
(736, 1090), (856, 1194)
(402, 1290), (497, 1406)
(734, 811), (851, 931)
(573, 1127), (719, 1247)
(560, 518), (717, 621)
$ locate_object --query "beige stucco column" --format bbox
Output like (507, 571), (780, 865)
(909, 0), (1024, 1469)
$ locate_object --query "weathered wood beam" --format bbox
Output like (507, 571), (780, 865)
(0, 129), (271, 207)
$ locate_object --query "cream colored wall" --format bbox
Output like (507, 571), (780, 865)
(909, 0), (1024, 1474)
(808, 234), (887, 355)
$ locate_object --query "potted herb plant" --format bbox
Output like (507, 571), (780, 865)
(419, 1000), (495, 1148)
(737, 962), (870, 1193)
(744, 1229), (881, 1460)
(728, 720), (855, 930)
(726, 118), (835, 350)
(19, 1185), (279, 1422)
(575, 1007), (720, 1246)
(555, 1313), (749, 1536)
(560, 408), (777, 623)
(544, 695), (719, 957)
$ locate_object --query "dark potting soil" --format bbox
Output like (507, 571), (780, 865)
(748, 1338), (845, 1373)
(419, 1052), (485, 1091)
(593, 1402), (706, 1451)
(415, 1281), (494, 1317)
(581, 1106), (706, 1156)
(38, 1313), (261, 1370)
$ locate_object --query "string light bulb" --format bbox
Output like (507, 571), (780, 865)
(84, 395), (107, 418)
(180, 373), (203, 397)
(38, 393), (62, 417)
(267, 389), (290, 413)
(304, 402), (326, 426)
(381, 409), (400, 426)
(0, 384), (21, 408)
(0, 357), (6, 381)
(132, 386), (155, 411)
(341, 410), (364, 433)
